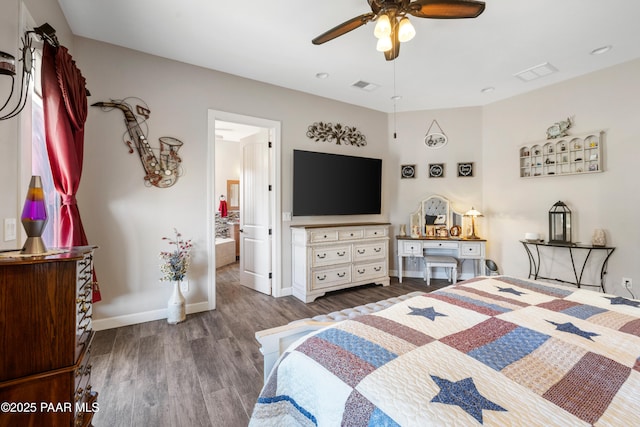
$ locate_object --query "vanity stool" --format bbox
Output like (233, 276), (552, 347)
(424, 255), (458, 286)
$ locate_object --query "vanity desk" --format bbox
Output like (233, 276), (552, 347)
(397, 194), (486, 283)
(397, 237), (486, 283)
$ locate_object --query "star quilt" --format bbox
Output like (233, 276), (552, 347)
(249, 276), (640, 426)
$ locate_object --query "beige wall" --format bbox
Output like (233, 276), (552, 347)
(482, 58), (640, 295)
(74, 37), (389, 323)
(2, 1), (638, 327)
(386, 106), (484, 277)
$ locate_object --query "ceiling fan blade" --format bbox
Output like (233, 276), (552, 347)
(312, 13), (375, 45)
(408, 0), (485, 19)
(384, 24), (400, 61)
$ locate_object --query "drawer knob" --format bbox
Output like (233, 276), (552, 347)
(317, 274), (327, 281)
(357, 249), (366, 254)
(374, 266), (382, 272)
(337, 272), (346, 278)
(317, 253), (326, 259)
(358, 268), (365, 274)
(337, 251), (346, 256)
(374, 248), (381, 253)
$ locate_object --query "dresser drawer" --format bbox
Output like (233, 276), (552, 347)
(353, 260), (387, 281)
(460, 241), (484, 258)
(311, 266), (352, 290)
(424, 241), (459, 250)
(364, 227), (387, 239)
(402, 241), (423, 256)
(311, 245), (352, 267)
(339, 229), (364, 240)
(309, 230), (339, 243)
(354, 241), (386, 261)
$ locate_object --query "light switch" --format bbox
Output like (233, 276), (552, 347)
(4, 218), (16, 241)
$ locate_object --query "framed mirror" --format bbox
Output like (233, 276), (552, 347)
(227, 180), (239, 210)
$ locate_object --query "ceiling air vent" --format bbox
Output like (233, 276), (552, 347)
(514, 62), (558, 82)
(351, 80), (380, 92)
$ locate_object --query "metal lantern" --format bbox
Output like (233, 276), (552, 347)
(548, 201), (571, 244)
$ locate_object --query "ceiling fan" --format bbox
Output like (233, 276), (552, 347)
(312, 0), (486, 61)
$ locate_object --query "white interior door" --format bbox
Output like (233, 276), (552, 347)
(239, 141), (272, 294)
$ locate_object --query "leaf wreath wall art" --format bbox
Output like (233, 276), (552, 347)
(306, 121), (367, 147)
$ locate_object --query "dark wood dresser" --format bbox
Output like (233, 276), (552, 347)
(0, 246), (98, 427)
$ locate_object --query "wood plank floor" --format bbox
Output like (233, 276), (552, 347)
(91, 264), (449, 427)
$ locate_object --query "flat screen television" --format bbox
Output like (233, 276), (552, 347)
(293, 150), (382, 216)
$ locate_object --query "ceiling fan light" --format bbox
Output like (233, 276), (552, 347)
(397, 17), (416, 43)
(376, 35), (393, 52)
(374, 14), (391, 39)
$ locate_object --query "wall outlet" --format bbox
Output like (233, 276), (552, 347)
(180, 280), (189, 293)
(4, 218), (16, 241)
(622, 277), (632, 290)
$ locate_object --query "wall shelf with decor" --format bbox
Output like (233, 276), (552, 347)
(519, 131), (604, 178)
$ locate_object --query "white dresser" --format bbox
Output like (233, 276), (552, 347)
(291, 223), (390, 303)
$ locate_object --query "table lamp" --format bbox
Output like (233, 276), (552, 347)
(464, 207), (483, 239)
(20, 175), (48, 254)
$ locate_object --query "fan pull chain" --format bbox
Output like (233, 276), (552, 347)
(393, 60), (397, 139)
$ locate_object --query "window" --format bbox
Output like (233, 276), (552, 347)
(29, 50), (60, 247)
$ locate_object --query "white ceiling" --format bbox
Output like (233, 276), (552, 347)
(58, 0), (640, 113)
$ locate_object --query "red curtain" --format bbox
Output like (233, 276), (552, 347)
(41, 43), (101, 302)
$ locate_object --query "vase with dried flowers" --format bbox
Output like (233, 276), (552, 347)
(159, 228), (192, 324)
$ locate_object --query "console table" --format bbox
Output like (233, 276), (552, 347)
(520, 240), (615, 292)
(397, 237), (486, 283)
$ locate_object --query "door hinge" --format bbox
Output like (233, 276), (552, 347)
(268, 184), (272, 191)
(268, 141), (272, 148)
(268, 228), (272, 235)
(269, 272), (272, 279)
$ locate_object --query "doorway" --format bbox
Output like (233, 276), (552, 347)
(207, 110), (282, 310)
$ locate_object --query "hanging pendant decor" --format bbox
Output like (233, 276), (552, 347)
(306, 122), (367, 147)
(424, 119), (448, 149)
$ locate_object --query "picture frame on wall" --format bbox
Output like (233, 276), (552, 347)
(457, 162), (474, 177)
(429, 163), (444, 178)
(401, 164), (416, 179)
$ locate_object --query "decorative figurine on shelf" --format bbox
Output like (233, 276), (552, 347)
(546, 117), (573, 139)
(592, 229), (606, 247)
(411, 225), (420, 239)
(399, 224), (406, 237)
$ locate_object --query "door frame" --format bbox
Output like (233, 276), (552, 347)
(207, 110), (282, 310)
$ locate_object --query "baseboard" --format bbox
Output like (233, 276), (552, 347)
(92, 301), (210, 331)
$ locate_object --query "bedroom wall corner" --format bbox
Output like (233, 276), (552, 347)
(482, 58), (640, 296)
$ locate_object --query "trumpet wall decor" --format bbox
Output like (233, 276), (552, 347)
(92, 98), (183, 188)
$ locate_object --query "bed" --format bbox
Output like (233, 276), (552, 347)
(249, 276), (640, 426)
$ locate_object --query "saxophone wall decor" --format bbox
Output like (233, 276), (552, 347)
(91, 98), (183, 188)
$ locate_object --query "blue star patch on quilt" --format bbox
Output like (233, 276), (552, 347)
(546, 320), (600, 341)
(605, 296), (640, 308)
(408, 306), (447, 321)
(430, 375), (507, 424)
(496, 286), (526, 296)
